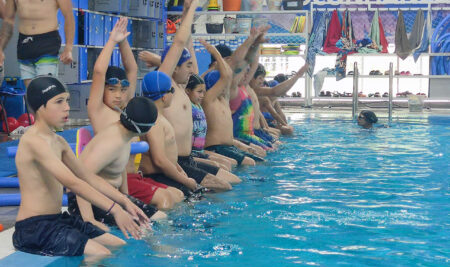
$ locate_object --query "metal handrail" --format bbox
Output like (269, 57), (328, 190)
(388, 62), (393, 125)
(352, 62), (359, 120)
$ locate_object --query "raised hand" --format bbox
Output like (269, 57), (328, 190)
(139, 51), (161, 68)
(296, 63), (309, 77)
(109, 17), (130, 44)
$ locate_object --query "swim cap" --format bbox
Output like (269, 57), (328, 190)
(186, 74), (205, 90)
(106, 66), (127, 81)
(360, 110), (378, 123)
(210, 44), (233, 66)
(161, 46), (191, 66)
(26, 76), (68, 113)
(267, 80), (279, 87)
(254, 64), (266, 79)
(204, 70), (220, 91)
(274, 73), (288, 83)
(142, 71), (172, 101)
(119, 96), (158, 134)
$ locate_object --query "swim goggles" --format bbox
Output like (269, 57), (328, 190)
(114, 106), (155, 134)
(106, 78), (130, 87)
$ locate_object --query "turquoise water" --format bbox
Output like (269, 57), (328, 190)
(58, 114), (449, 266)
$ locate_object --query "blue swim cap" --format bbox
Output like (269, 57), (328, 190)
(267, 80), (279, 87)
(161, 46), (191, 67)
(142, 71), (172, 101)
(204, 70), (220, 91)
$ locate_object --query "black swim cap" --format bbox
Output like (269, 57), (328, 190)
(186, 74), (205, 90)
(26, 76), (68, 113)
(360, 110), (378, 123)
(254, 64), (266, 79)
(118, 97), (158, 134)
(106, 66), (127, 81)
(210, 44), (233, 66)
(274, 73), (288, 83)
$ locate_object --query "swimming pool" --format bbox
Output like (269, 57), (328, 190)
(46, 113), (450, 266)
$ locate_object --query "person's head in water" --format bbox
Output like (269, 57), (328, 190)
(142, 71), (174, 108)
(104, 66), (129, 110)
(118, 96), (157, 135)
(358, 110), (378, 128)
(161, 46), (193, 85)
(250, 64), (267, 88)
(26, 76), (70, 129)
(185, 74), (206, 105)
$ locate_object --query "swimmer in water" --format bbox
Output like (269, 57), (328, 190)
(357, 110), (378, 129)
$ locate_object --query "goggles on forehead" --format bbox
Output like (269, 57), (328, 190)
(106, 78), (130, 87)
(114, 106), (155, 134)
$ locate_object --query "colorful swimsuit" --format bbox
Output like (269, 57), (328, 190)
(191, 103), (207, 151)
(229, 86), (269, 149)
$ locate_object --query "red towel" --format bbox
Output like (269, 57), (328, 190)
(323, 10), (342, 53)
(378, 16), (389, 53)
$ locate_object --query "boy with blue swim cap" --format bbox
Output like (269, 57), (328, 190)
(13, 76), (150, 257)
(139, 70), (201, 196)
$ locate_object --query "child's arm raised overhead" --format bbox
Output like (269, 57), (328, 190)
(88, 18), (130, 116)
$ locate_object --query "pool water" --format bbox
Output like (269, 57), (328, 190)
(58, 114), (449, 266)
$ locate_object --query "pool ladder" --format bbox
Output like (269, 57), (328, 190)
(388, 62), (393, 125)
(352, 62), (359, 120)
(352, 62), (394, 124)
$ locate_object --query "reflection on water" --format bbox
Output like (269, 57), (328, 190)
(87, 115), (450, 266)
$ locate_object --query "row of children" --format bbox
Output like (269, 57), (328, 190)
(11, 0), (306, 259)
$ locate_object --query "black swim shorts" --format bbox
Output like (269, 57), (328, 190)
(177, 155), (219, 184)
(13, 212), (105, 256)
(17, 30), (61, 62)
(68, 193), (158, 226)
(205, 145), (246, 165)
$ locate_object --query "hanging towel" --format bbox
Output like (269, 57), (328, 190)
(306, 11), (329, 77)
(409, 9), (425, 52)
(378, 14), (389, 53)
(323, 10), (342, 53)
(395, 10), (410, 59)
(335, 10), (356, 81)
(313, 69), (328, 96)
(365, 10), (388, 53)
(413, 16), (429, 62)
(395, 10), (426, 60)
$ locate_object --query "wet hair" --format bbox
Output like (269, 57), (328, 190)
(119, 96), (158, 134)
(360, 110), (378, 124)
(254, 64), (266, 79)
(274, 73), (288, 83)
(26, 76), (68, 113)
(210, 44), (233, 66)
(186, 74), (205, 91)
(106, 66), (127, 81)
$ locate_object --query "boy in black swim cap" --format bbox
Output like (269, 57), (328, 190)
(14, 76), (149, 258)
(81, 18), (177, 221)
(358, 110), (378, 129)
(69, 96), (172, 231)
